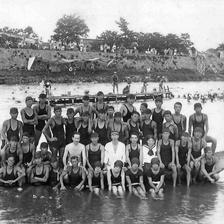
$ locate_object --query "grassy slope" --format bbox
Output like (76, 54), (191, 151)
(0, 48), (223, 84)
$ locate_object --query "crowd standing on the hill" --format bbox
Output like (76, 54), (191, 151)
(0, 92), (223, 199)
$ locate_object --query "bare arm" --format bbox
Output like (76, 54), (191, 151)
(204, 114), (209, 137)
(63, 147), (69, 168)
(1, 120), (9, 143)
(183, 115), (187, 132)
(139, 175), (146, 192)
(43, 118), (54, 141)
(107, 169), (112, 190)
(139, 145), (143, 168)
(121, 170), (126, 191)
(152, 121), (157, 140)
(157, 175), (165, 190)
(125, 145), (131, 167)
(126, 175), (132, 192)
(170, 140), (175, 164)
(201, 159), (214, 182)
(100, 145), (105, 166)
(188, 115), (193, 136)
(175, 141), (180, 166)
(100, 172), (104, 190)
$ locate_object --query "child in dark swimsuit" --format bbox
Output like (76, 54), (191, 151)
(107, 160), (125, 197)
(147, 157), (165, 198)
(88, 161), (104, 195)
(126, 158), (146, 199)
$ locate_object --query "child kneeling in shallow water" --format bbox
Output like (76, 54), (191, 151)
(88, 161), (104, 195)
(126, 158), (146, 199)
(107, 160), (125, 197)
(147, 157), (165, 199)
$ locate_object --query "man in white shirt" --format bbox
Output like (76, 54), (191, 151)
(104, 131), (126, 170)
(63, 132), (86, 169)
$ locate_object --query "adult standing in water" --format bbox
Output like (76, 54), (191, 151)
(188, 103), (217, 152)
(33, 93), (51, 147)
(43, 106), (66, 167)
(1, 107), (23, 148)
(120, 94), (136, 123)
(20, 96), (37, 143)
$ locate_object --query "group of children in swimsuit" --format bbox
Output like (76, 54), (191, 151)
(0, 91), (223, 199)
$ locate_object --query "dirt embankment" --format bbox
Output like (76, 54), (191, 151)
(0, 48), (224, 84)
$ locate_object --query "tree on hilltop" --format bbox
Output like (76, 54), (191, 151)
(52, 14), (89, 49)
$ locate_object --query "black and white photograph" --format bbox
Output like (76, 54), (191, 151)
(0, 0), (224, 223)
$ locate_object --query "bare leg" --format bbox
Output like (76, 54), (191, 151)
(112, 186), (118, 196)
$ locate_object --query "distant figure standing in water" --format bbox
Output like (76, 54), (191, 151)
(112, 72), (119, 94)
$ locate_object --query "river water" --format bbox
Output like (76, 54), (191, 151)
(0, 81), (224, 223)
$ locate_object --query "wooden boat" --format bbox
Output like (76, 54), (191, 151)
(47, 90), (174, 106)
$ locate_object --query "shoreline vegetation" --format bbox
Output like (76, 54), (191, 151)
(0, 48), (224, 85)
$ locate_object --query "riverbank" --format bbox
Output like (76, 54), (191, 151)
(1, 69), (224, 85)
(1, 47), (224, 84)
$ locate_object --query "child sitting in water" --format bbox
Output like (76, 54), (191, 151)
(125, 158), (146, 199)
(30, 152), (50, 186)
(200, 147), (224, 183)
(107, 160), (125, 197)
(147, 157), (165, 199)
(88, 161), (104, 195)
(60, 156), (86, 191)
(0, 155), (25, 190)
(48, 158), (62, 190)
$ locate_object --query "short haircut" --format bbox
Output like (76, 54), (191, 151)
(140, 102), (148, 109)
(54, 106), (62, 112)
(194, 127), (203, 134)
(155, 96), (163, 102)
(143, 108), (151, 114)
(10, 107), (18, 114)
(127, 94), (135, 100)
(146, 134), (155, 142)
(163, 110), (172, 116)
(40, 142), (48, 149)
(174, 102), (182, 107)
(107, 106), (115, 110)
(94, 161), (101, 168)
(204, 146), (213, 154)
(98, 109), (105, 114)
(162, 128), (170, 134)
(194, 103), (202, 109)
(130, 132), (139, 139)
(131, 157), (140, 166)
(25, 96), (33, 102)
(181, 132), (190, 137)
(97, 91), (104, 96)
(82, 95), (89, 101)
(22, 132), (30, 138)
(131, 111), (140, 117)
(35, 152), (42, 159)
(70, 156), (79, 161)
(72, 131), (80, 137)
(67, 108), (75, 114)
(114, 112), (122, 117)
(114, 160), (123, 169)
(10, 136), (18, 142)
(151, 157), (160, 166)
(81, 111), (90, 117)
(39, 93), (47, 99)
(91, 132), (99, 138)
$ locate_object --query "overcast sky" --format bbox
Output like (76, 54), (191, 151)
(0, 0), (223, 51)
